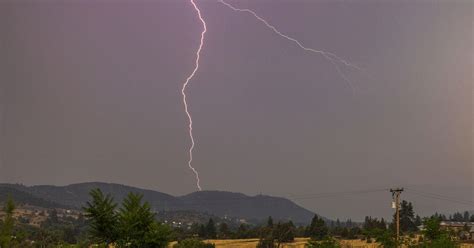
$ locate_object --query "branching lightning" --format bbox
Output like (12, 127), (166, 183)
(182, 0), (207, 191)
(218, 0), (362, 92)
(182, 0), (363, 191)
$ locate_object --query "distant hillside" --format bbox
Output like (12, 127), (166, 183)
(2, 182), (180, 211)
(0, 184), (66, 209)
(156, 210), (237, 228)
(178, 191), (315, 224)
(1, 182), (316, 224)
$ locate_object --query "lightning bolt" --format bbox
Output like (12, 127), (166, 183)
(182, 0), (362, 191)
(182, 0), (207, 191)
(218, 0), (361, 92)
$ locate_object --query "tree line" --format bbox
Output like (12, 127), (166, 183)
(0, 190), (472, 247)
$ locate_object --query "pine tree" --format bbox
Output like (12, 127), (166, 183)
(205, 218), (217, 239)
(274, 221), (295, 244)
(0, 195), (15, 248)
(117, 192), (164, 247)
(392, 200), (417, 233)
(340, 228), (349, 238)
(380, 218), (387, 230)
(308, 214), (328, 240)
(84, 189), (170, 248)
(463, 211), (470, 222)
(452, 212), (463, 221)
(257, 225), (275, 248)
(345, 219), (353, 228)
(218, 222), (229, 238)
(267, 216), (274, 228)
(414, 215), (422, 226)
(236, 224), (249, 239)
(83, 188), (118, 245)
(199, 224), (207, 238)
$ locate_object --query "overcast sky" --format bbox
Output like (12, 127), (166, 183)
(0, 0), (472, 220)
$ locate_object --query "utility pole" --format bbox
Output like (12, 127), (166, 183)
(390, 188), (404, 244)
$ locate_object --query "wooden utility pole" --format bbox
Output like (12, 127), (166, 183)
(390, 188), (404, 243)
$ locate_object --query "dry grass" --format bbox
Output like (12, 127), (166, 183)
(206, 238), (308, 248)
(169, 238), (474, 248)
(169, 238), (307, 248)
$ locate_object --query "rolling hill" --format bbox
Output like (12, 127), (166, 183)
(0, 184), (66, 209)
(0, 182), (315, 224)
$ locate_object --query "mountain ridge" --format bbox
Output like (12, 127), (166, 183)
(0, 182), (316, 224)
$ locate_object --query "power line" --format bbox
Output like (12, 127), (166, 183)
(134, 187), (474, 209)
(405, 188), (474, 204)
(289, 188), (388, 200)
(404, 188), (474, 207)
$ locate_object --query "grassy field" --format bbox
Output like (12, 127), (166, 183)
(169, 238), (474, 248)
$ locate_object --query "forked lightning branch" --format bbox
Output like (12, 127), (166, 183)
(182, 0), (363, 191)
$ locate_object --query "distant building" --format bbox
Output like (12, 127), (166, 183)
(440, 221), (474, 240)
(440, 221), (473, 231)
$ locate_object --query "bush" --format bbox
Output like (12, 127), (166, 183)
(173, 238), (215, 248)
(375, 231), (397, 248)
(257, 236), (275, 248)
(409, 235), (459, 248)
(256, 226), (275, 248)
(306, 237), (341, 248)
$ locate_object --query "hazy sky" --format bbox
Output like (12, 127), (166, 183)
(1, 0), (472, 220)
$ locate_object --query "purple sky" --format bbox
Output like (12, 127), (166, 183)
(0, 0), (472, 220)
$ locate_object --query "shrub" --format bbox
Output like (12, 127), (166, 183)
(306, 237), (341, 248)
(173, 238), (215, 248)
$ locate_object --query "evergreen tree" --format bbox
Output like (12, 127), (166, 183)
(308, 214), (328, 240)
(345, 219), (353, 228)
(83, 188), (118, 245)
(451, 212), (463, 221)
(267, 216), (274, 228)
(256, 228), (275, 248)
(84, 189), (171, 248)
(392, 200), (417, 233)
(49, 209), (59, 224)
(143, 221), (172, 248)
(423, 217), (442, 240)
(117, 192), (170, 248)
(274, 221), (295, 244)
(0, 195), (15, 247)
(339, 228), (348, 238)
(198, 224), (207, 238)
(414, 215), (422, 226)
(380, 218), (387, 230)
(463, 211), (470, 222)
(218, 222), (230, 239)
(236, 224), (249, 239)
(362, 215), (386, 240)
(205, 218), (217, 239)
